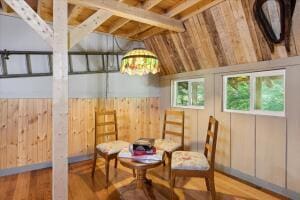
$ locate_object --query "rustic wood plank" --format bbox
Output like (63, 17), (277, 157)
(166, 0), (203, 18)
(181, 0), (225, 20)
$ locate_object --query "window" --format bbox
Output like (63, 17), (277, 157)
(223, 70), (285, 116)
(173, 78), (205, 109)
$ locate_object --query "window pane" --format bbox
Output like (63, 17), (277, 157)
(191, 81), (205, 106)
(226, 76), (250, 111)
(255, 75), (284, 112)
(176, 81), (189, 106)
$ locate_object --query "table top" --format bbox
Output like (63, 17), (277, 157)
(118, 157), (163, 170)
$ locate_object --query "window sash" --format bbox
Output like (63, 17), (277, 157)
(173, 78), (205, 109)
(223, 70), (285, 117)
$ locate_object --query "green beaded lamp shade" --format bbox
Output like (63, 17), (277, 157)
(120, 48), (159, 75)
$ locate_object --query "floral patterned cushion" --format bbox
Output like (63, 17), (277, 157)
(171, 151), (210, 171)
(96, 140), (129, 155)
(154, 139), (181, 152)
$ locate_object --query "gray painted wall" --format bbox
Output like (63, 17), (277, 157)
(0, 14), (159, 98)
(159, 56), (300, 199)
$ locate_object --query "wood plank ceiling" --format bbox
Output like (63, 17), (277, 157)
(144, 0), (300, 75)
(0, 0), (223, 41)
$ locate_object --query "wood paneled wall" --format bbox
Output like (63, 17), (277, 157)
(144, 0), (300, 75)
(0, 98), (160, 170)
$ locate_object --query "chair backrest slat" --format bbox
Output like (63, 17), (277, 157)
(94, 110), (118, 147)
(162, 110), (185, 149)
(204, 116), (219, 170)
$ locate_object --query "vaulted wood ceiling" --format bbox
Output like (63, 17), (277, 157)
(0, 0), (223, 41)
(144, 0), (300, 75)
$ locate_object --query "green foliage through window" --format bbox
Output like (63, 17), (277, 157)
(176, 81), (189, 106)
(255, 75), (284, 112)
(224, 70), (285, 116)
(226, 76), (250, 111)
(174, 79), (205, 108)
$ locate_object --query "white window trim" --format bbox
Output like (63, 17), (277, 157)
(172, 78), (205, 110)
(223, 69), (286, 117)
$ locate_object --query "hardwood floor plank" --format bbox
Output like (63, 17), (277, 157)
(0, 160), (285, 200)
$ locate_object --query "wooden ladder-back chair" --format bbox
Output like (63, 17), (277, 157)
(155, 110), (185, 176)
(91, 110), (129, 188)
(170, 116), (219, 200)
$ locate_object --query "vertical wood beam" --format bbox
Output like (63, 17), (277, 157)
(3, 0), (53, 47)
(52, 0), (68, 199)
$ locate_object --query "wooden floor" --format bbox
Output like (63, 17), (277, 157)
(0, 159), (286, 200)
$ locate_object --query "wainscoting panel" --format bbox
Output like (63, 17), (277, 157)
(231, 113), (255, 176)
(0, 98), (160, 170)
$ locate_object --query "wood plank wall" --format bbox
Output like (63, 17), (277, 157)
(0, 98), (160, 170)
(144, 0), (300, 75)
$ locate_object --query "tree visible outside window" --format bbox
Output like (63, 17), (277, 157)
(173, 78), (205, 109)
(223, 70), (285, 116)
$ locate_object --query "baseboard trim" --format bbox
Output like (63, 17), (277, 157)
(216, 164), (300, 200)
(0, 154), (93, 177)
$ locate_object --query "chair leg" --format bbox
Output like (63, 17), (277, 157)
(91, 152), (97, 177)
(132, 169), (136, 178)
(205, 177), (210, 191)
(114, 158), (118, 168)
(208, 176), (216, 200)
(168, 153), (172, 179)
(170, 172), (176, 200)
(105, 160), (110, 188)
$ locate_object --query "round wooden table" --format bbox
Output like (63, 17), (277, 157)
(119, 158), (163, 189)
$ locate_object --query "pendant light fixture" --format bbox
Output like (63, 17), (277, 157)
(120, 48), (160, 76)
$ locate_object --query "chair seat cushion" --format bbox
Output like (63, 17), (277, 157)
(96, 140), (129, 155)
(154, 139), (181, 152)
(171, 151), (210, 171)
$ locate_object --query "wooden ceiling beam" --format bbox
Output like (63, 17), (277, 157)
(138, 0), (225, 39)
(68, 0), (185, 32)
(180, 0), (225, 20)
(129, 0), (200, 39)
(108, 0), (163, 34)
(68, 5), (84, 23)
(142, 0), (163, 10)
(3, 0), (53, 47)
(134, 27), (165, 40)
(165, 0), (204, 18)
(69, 9), (113, 48)
(127, 24), (152, 38)
(0, 0), (13, 13)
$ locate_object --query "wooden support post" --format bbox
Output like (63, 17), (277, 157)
(52, 0), (68, 199)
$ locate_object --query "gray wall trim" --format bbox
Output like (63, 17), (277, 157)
(216, 164), (300, 200)
(0, 154), (92, 177)
(160, 56), (300, 81)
